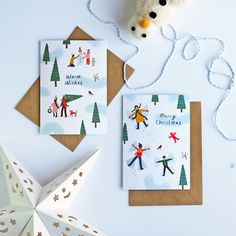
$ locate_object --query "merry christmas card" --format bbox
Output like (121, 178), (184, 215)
(40, 40), (107, 135)
(122, 95), (190, 190)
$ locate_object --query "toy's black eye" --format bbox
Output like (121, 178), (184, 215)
(159, 0), (167, 6)
(131, 26), (136, 31)
(142, 34), (147, 38)
(149, 11), (157, 19)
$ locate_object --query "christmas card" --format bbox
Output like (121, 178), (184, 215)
(40, 40), (107, 135)
(122, 95), (190, 190)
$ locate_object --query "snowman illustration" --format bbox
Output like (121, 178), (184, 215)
(77, 47), (84, 66)
(91, 57), (97, 67)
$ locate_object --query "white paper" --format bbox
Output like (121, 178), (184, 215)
(0, 145), (105, 236)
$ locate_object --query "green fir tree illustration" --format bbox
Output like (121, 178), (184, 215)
(64, 94), (83, 102)
(151, 95), (159, 105)
(80, 120), (86, 135)
(177, 95), (186, 112)
(42, 43), (50, 65)
(92, 102), (100, 128)
(50, 58), (60, 87)
(123, 123), (128, 144)
(63, 39), (71, 49)
(179, 165), (187, 190)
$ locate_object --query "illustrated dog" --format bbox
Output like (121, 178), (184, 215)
(69, 110), (77, 117)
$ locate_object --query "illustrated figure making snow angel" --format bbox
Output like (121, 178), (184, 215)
(129, 104), (149, 129)
(157, 155), (174, 176)
(50, 96), (59, 117)
(60, 95), (69, 117)
(128, 143), (150, 170)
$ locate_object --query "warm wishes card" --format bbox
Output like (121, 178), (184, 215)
(40, 40), (107, 135)
(123, 95), (190, 190)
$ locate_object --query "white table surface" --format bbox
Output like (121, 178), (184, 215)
(1, 0), (236, 235)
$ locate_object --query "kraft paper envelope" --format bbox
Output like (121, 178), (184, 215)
(16, 26), (134, 152)
(129, 102), (203, 206)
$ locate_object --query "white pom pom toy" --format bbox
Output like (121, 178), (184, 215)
(128, 0), (187, 39)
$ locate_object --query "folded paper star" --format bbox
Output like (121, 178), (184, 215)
(0, 145), (105, 236)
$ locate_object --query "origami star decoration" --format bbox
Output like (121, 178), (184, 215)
(0, 145), (105, 236)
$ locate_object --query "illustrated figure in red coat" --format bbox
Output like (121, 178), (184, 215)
(169, 132), (180, 143)
(84, 49), (91, 65)
(60, 95), (69, 117)
(128, 143), (150, 170)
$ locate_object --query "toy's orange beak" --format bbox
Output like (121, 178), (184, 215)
(139, 18), (150, 28)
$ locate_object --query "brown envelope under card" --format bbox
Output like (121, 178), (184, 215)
(129, 102), (202, 206)
(16, 26), (134, 152)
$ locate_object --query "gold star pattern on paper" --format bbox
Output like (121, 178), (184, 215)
(12, 186), (16, 193)
(72, 179), (78, 186)
(19, 191), (24, 198)
(0, 146), (104, 236)
(27, 187), (33, 193)
(57, 214), (63, 218)
(83, 224), (89, 229)
(53, 194), (59, 202)
(47, 190), (52, 195)
(53, 222), (60, 228)
(10, 218), (16, 226)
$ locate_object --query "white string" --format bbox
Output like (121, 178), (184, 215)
(87, 0), (236, 142)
